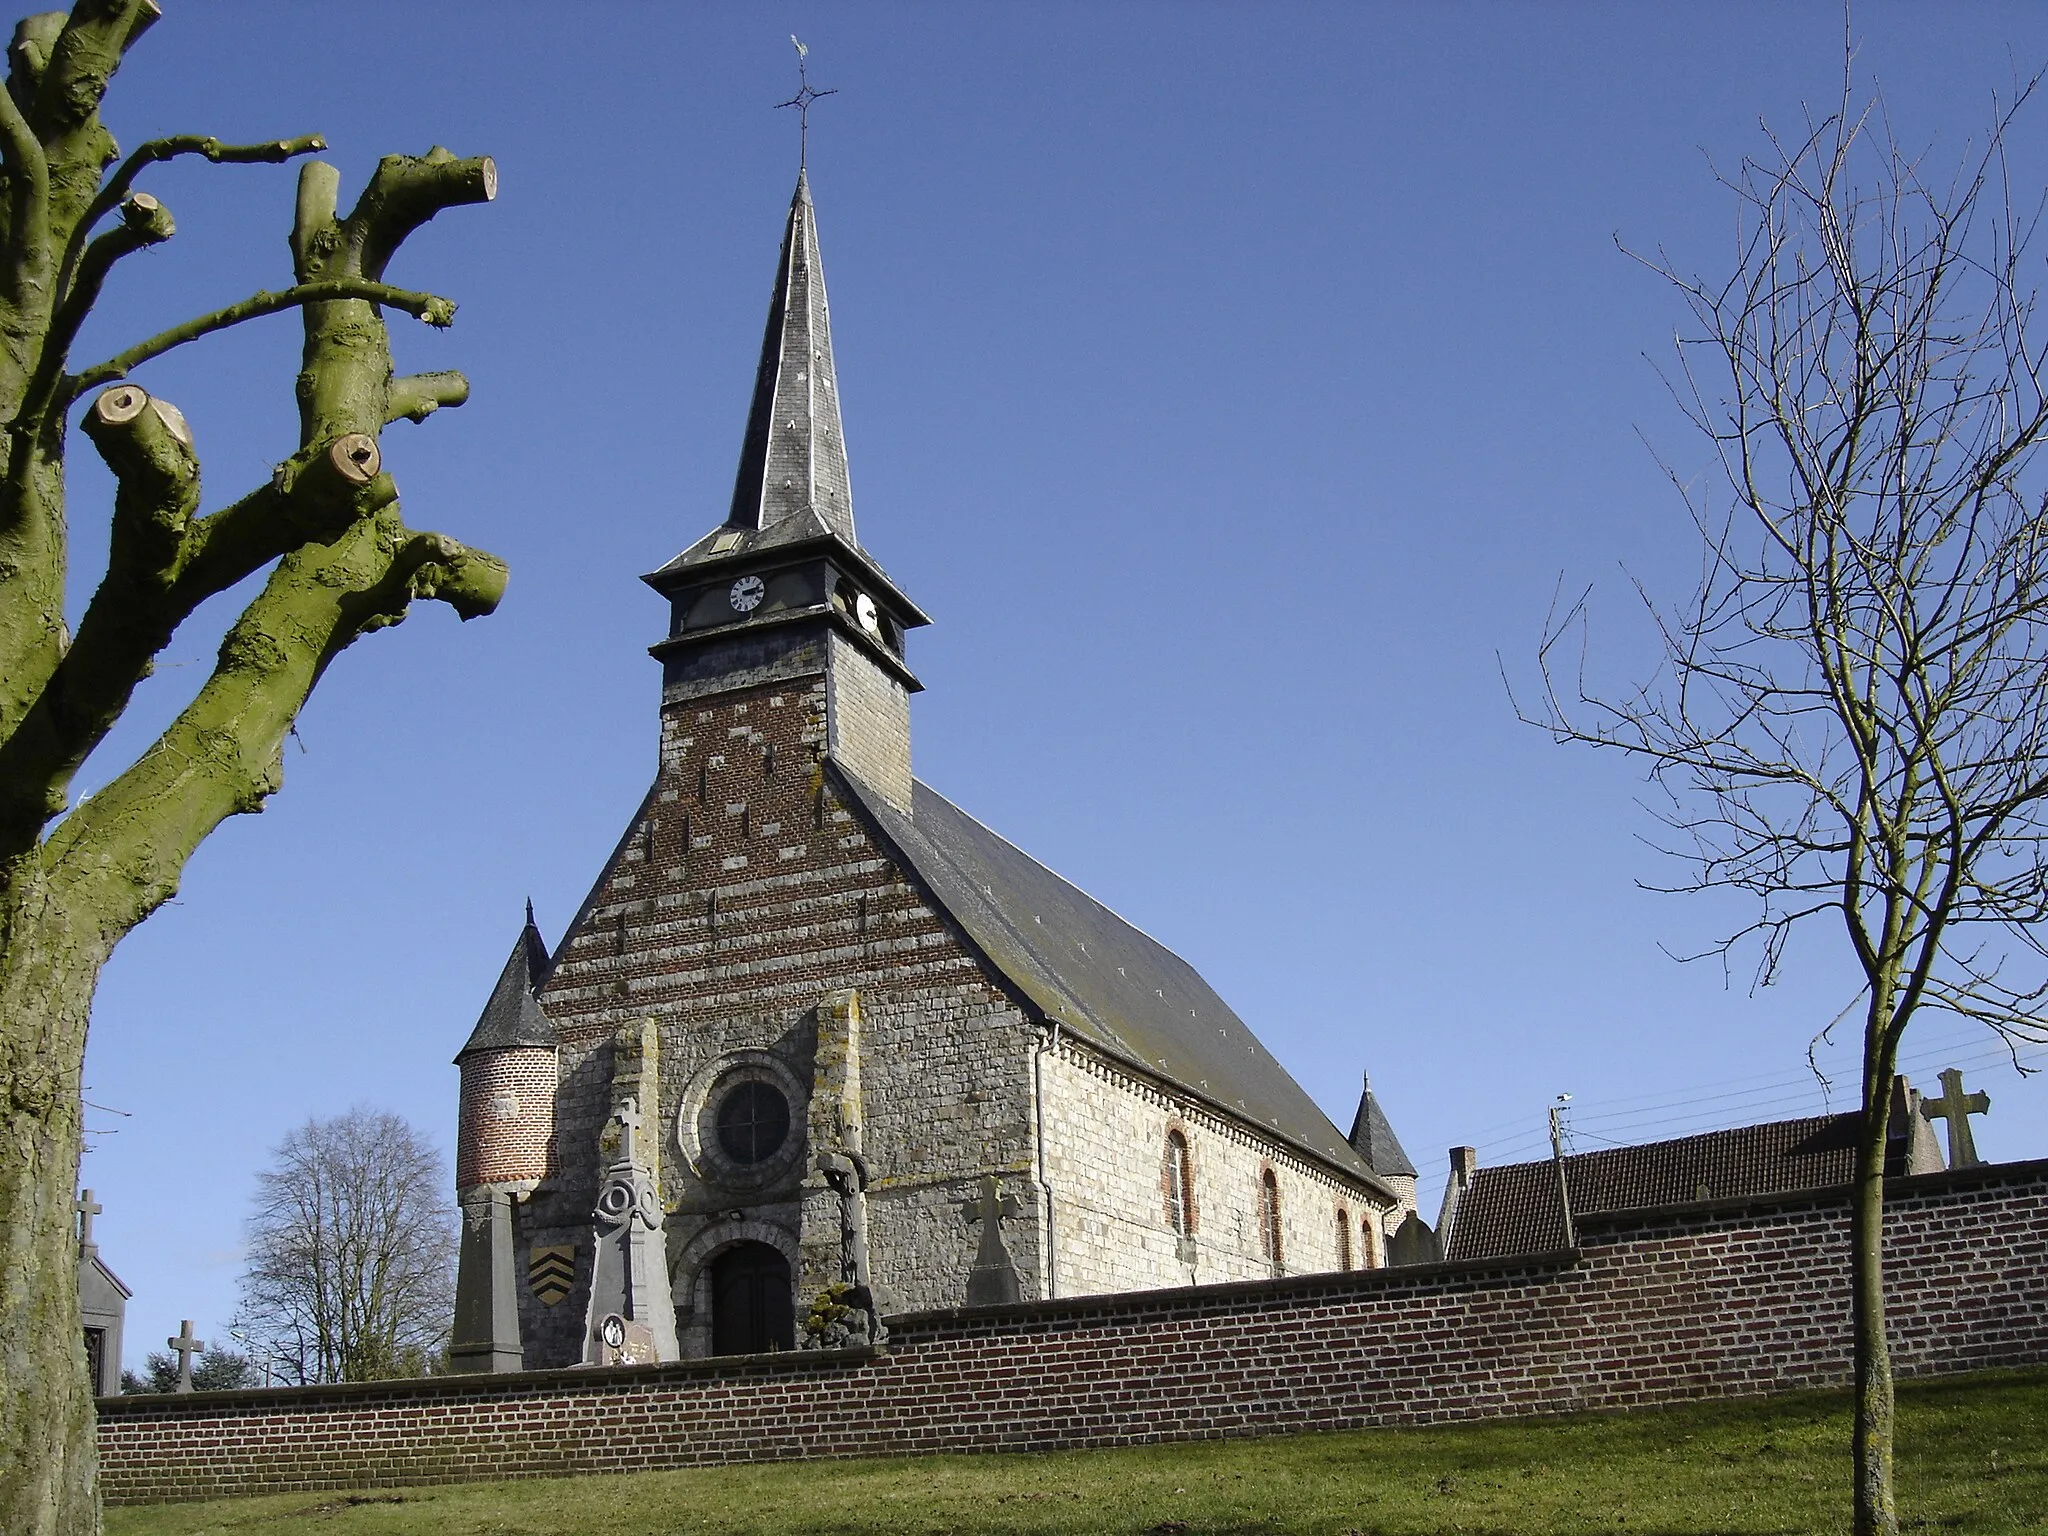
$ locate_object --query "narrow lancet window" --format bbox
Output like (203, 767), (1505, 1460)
(1259, 1169), (1283, 1269)
(1165, 1130), (1195, 1236)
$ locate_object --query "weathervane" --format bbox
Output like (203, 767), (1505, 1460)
(776, 36), (836, 171)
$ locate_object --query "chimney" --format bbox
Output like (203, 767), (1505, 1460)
(1437, 1145), (1479, 1252)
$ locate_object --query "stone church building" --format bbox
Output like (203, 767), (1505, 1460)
(449, 173), (1419, 1370)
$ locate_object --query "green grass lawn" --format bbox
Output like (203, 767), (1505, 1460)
(104, 1367), (2045, 1536)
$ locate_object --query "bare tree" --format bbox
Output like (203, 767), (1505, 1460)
(1528, 65), (2048, 1536)
(0, 5), (498, 1530)
(237, 1108), (456, 1386)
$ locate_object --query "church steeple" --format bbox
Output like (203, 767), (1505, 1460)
(728, 171), (856, 546)
(644, 172), (929, 815)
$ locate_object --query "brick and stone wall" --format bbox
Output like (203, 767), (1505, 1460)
(520, 672), (1046, 1361)
(97, 1159), (2047, 1505)
(823, 631), (911, 813)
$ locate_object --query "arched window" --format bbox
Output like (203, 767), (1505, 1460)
(1335, 1207), (1353, 1271)
(1362, 1215), (1379, 1269)
(1258, 1168), (1283, 1270)
(1164, 1130), (1195, 1236)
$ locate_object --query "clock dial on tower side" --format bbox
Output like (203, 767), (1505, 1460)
(728, 575), (765, 613)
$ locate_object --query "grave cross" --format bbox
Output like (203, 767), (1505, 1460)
(960, 1173), (1026, 1306)
(167, 1319), (205, 1393)
(74, 1189), (101, 1249)
(1921, 1067), (1991, 1168)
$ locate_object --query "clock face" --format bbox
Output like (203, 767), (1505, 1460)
(728, 575), (766, 613)
(853, 592), (880, 634)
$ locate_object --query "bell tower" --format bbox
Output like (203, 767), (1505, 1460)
(643, 172), (928, 811)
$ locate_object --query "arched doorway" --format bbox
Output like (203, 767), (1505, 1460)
(709, 1241), (793, 1354)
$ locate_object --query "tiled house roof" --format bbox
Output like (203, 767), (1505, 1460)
(1443, 1114), (1865, 1261)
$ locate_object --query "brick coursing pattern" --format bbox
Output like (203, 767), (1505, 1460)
(97, 1160), (2048, 1505)
(518, 672), (1042, 1363)
(456, 1050), (556, 1189)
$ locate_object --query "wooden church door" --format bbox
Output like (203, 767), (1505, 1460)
(709, 1242), (794, 1354)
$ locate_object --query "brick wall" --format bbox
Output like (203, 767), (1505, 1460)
(97, 1158), (2048, 1505)
(456, 1049), (556, 1189)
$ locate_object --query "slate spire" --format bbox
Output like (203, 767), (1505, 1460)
(454, 906), (557, 1063)
(1347, 1073), (1418, 1179)
(726, 171), (857, 547)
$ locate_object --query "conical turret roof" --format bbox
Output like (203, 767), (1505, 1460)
(454, 904), (557, 1063)
(1347, 1074), (1418, 1178)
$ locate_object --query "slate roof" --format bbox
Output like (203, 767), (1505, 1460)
(455, 908), (558, 1064)
(1443, 1114), (1861, 1261)
(1348, 1076), (1418, 1179)
(650, 172), (859, 580)
(835, 768), (1390, 1195)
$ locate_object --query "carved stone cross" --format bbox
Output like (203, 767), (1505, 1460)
(606, 1094), (646, 1170)
(74, 1189), (100, 1249)
(960, 1173), (1026, 1306)
(961, 1171), (1025, 1231)
(1921, 1067), (1990, 1168)
(167, 1319), (204, 1393)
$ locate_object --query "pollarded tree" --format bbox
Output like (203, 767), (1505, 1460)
(1529, 71), (2048, 1536)
(0, 6), (502, 1532)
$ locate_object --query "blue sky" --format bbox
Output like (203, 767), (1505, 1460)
(71, 3), (2048, 1369)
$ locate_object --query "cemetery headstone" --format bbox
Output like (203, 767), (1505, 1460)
(167, 1320), (204, 1394)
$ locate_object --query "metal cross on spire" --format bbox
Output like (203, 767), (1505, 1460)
(775, 35), (836, 171)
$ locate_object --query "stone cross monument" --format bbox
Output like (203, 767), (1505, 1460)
(167, 1320), (204, 1393)
(1921, 1067), (1991, 1168)
(74, 1190), (99, 1247)
(960, 1173), (1025, 1306)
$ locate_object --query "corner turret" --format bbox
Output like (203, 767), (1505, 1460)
(454, 903), (559, 1192)
(1348, 1073), (1419, 1221)
(450, 905), (558, 1375)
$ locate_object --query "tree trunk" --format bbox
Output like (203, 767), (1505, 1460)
(0, 853), (109, 1536)
(1850, 1072), (1898, 1536)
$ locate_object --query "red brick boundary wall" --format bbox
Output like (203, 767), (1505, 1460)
(97, 1159), (2048, 1504)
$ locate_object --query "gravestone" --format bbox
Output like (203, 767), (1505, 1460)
(1385, 1211), (1441, 1267)
(167, 1320), (204, 1393)
(960, 1173), (1024, 1305)
(1921, 1067), (1991, 1168)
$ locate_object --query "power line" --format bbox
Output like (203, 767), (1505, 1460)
(1413, 1028), (2040, 1217)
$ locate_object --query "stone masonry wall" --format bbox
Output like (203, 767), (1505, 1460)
(1039, 1041), (1393, 1295)
(824, 630), (912, 814)
(97, 1160), (2047, 1504)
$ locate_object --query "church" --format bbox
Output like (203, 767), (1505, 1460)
(447, 172), (1420, 1370)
